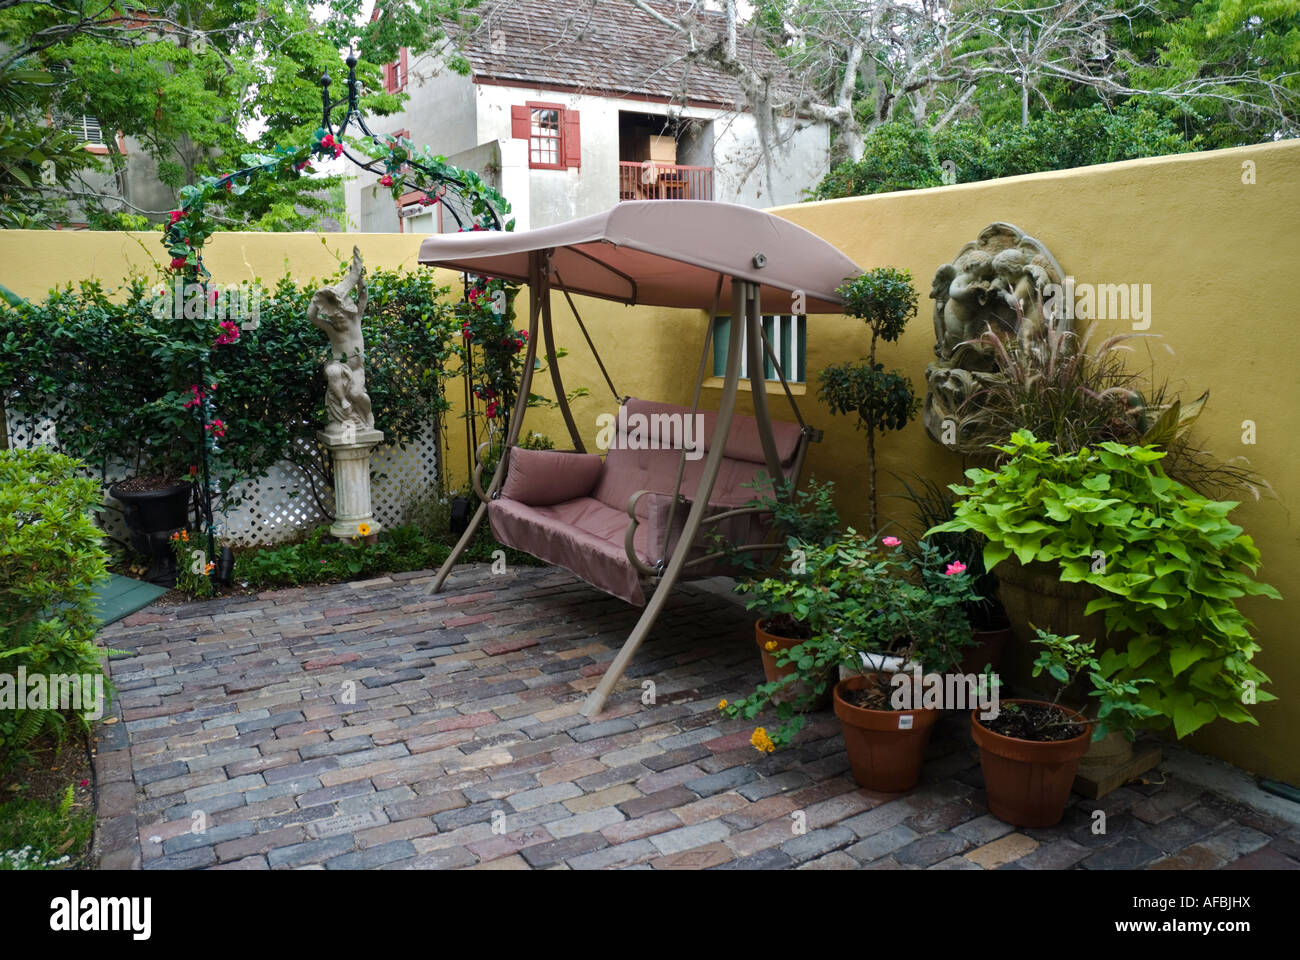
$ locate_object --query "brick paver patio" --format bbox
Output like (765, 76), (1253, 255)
(91, 564), (1300, 870)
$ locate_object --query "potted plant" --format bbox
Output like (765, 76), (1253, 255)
(973, 628), (1158, 827)
(894, 473), (1010, 674)
(932, 430), (1281, 743)
(725, 534), (980, 792)
(817, 267), (920, 533)
(731, 475), (840, 702)
(937, 307), (1262, 675)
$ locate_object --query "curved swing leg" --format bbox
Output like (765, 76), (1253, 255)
(582, 277), (749, 718)
(427, 499), (489, 594)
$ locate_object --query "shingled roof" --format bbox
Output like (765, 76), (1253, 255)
(458, 0), (793, 108)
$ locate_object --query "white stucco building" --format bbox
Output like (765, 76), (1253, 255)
(345, 0), (831, 233)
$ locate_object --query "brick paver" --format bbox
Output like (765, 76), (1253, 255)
(92, 563), (1300, 870)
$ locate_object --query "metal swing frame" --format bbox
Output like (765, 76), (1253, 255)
(417, 201), (856, 717)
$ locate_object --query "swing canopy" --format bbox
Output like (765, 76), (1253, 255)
(417, 199), (858, 311)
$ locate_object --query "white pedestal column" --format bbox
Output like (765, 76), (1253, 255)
(318, 425), (384, 542)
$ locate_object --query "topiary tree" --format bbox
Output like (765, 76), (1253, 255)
(817, 267), (920, 532)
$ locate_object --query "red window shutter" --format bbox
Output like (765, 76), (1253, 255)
(562, 109), (581, 168)
(398, 48), (408, 89)
(510, 104), (530, 139)
(384, 62), (396, 93)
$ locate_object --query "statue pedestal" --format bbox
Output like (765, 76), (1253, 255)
(318, 425), (384, 542)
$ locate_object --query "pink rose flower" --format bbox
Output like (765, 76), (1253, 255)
(945, 561), (967, 576)
(881, 536), (901, 547)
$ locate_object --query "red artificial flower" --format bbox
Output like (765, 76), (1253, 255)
(170, 255), (188, 270)
(320, 134), (343, 159)
(205, 419), (227, 438)
(168, 209), (184, 224)
(379, 174), (394, 187)
(189, 465), (198, 476)
(79, 779), (89, 788)
(461, 324), (473, 341)
(224, 180), (233, 192)
(485, 401), (498, 419)
(419, 195), (438, 206)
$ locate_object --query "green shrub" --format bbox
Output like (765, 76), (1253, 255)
(233, 523), (536, 589)
(929, 430), (1281, 739)
(0, 265), (458, 508)
(810, 105), (1195, 200)
(0, 449), (111, 767)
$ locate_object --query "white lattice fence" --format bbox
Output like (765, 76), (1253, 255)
(5, 404), (441, 547)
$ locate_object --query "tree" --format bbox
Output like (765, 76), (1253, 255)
(0, 60), (104, 227)
(619, 0), (1300, 171)
(810, 102), (1195, 199)
(0, 0), (471, 228)
(817, 268), (920, 533)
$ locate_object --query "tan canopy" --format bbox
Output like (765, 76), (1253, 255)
(417, 200), (860, 312)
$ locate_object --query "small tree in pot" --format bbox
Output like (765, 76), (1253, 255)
(818, 268), (920, 533)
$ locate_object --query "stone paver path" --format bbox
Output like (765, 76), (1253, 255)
(91, 564), (1300, 870)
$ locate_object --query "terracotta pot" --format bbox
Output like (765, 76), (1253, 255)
(971, 699), (1092, 827)
(959, 627), (1012, 676)
(754, 620), (830, 710)
(833, 675), (937, 792)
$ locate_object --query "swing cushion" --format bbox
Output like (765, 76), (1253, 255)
(487, 398), (805, 606)
(501, 448), (604, 506)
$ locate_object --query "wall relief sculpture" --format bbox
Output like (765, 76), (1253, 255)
(923, 222), (1066, 446)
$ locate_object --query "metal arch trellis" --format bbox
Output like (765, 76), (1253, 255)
(158, 52), (514, 569)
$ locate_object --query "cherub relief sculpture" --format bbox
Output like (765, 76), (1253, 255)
(309, 247), (375, 435)
(924, 223), (1065, 445)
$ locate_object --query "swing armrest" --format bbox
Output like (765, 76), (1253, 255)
(624, 489), (670, 576)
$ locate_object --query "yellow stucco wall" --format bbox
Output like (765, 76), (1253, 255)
(1, 138), (1296, 781)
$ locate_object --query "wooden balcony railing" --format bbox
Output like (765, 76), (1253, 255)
(618, 161), (714, 201)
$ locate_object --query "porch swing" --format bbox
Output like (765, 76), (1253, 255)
(418, 200), (861, 717)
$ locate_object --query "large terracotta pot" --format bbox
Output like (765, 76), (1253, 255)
(971, 699), (1092, 827)
(994, 558), (1107, 691)
(754, 620), (830, 710)
(833, 675), (937, 792)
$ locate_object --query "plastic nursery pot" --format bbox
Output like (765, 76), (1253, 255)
(755, 620), (830, 710)
(970, 699), (1092, 828)
(110, 481), (192, 535)
(833, 675), (938, 793)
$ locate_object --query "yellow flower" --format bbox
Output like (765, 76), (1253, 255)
(764, 640), (778, 651)
(181, 529), (189, 541)
(357, 522), (372, 537)
(204, 562), (215, 574)
(717, 699), (728, 711)
(750, 727), (776, 754)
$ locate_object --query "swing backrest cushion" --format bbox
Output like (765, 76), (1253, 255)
(502, 448), (604, 506)
(592, 397), (804, 518)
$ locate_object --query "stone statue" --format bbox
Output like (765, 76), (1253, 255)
(924, 223), (1066, 445)
(309, 247), (374, 435)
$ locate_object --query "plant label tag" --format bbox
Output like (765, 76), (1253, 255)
(898, 715), (913, 730)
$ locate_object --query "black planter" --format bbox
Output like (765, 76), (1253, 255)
(110, 481), (193, 586)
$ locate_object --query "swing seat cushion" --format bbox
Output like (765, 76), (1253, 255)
(500, 448), (604, 506)
(487, 398), (806, 606)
